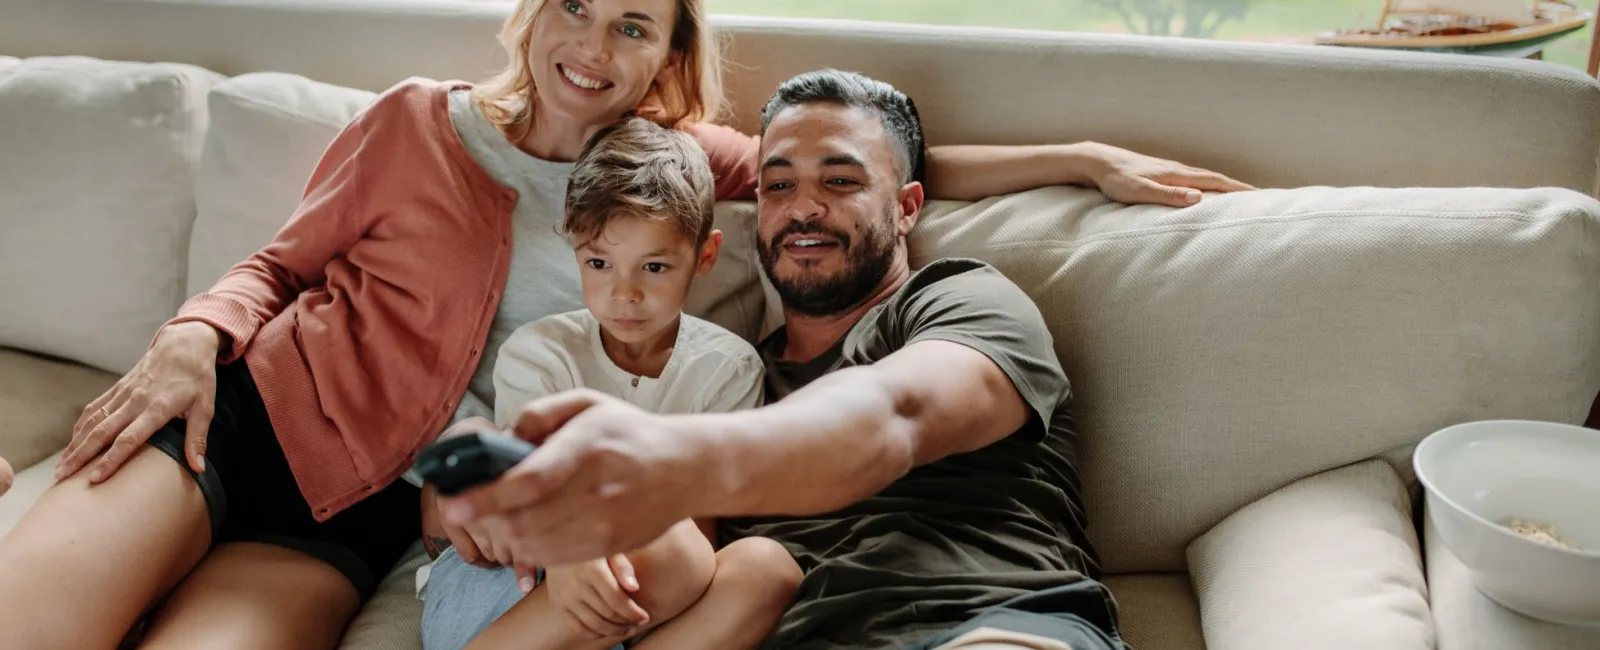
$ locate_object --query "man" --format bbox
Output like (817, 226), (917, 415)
(445, 69), (1123, 650)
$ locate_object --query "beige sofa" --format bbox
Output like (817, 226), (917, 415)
(3, 1), (1600, 649)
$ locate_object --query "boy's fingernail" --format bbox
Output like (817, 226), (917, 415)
(625, 576), (639, 590)
(518, 576), (534, 593)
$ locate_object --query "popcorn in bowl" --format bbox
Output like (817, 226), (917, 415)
(1507, 518), (1582, 551)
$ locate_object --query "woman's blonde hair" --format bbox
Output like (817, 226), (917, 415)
(472, 0), (725, 142)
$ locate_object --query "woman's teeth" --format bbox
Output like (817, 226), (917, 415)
(562, 66), (610, 90)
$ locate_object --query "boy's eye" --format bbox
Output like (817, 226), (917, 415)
(620, 23), (644, 38)
(643, 262), (668, 273)
(585, 259), (609, 270)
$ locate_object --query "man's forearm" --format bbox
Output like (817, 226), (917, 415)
(689, 366), (919, 518)
(924, 142), (1104, 201)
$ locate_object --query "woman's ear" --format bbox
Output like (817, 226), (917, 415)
(695, 230), (723, 276)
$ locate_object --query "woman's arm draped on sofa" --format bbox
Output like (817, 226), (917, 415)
(684, 122), (1252, 206)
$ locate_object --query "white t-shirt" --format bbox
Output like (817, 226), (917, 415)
(492, 309), (764, 424)
(415, 309), (764, 599)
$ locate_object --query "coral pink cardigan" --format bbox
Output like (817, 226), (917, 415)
(165, 79), (759, 520)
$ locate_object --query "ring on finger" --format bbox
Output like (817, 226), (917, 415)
(100, 405), (111, 418)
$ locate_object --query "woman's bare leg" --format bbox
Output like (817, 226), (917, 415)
(136, 542), (360, 650)
(466, 519), (716, 650)
(0, 445), (211, 650)
(633, 537), (803, 650)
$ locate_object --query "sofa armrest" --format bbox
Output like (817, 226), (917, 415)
(0, 348), (119, 470)
(1424, 504), (1600, 650)
(1186, 459), (1433, 650)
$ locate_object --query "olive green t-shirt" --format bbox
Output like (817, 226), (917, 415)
(721, 258), (1105, 650)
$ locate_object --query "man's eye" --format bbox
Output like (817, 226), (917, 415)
(644, 263), (668, 273)
(764, 181), (792, 191)
(827, 178), (858, 186)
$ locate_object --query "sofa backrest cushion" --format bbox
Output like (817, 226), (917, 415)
(909, 185), (1600, 572)
(189, 72), (773, 345)
(0, 56), (222, 374)
(4, 3), (1598, 193)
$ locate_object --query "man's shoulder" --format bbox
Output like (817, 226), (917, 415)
(889, 257), (1034, 317)
(902, 258), (1016, 294)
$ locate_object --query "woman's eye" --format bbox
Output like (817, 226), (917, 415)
(644, 262), (668, 273)
(620, 23), (644, 38)
(563, 0), (582, 15)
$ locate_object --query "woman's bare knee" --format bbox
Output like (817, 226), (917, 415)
(624, 519), (717, 621)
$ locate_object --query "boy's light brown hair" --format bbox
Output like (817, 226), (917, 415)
(564, 116), (716, 248)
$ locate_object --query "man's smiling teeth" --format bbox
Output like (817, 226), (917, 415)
(794, 239), (826, 247)
(563, 66), (609, 90)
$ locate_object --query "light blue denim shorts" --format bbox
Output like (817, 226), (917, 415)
(419, 546), (626, 650)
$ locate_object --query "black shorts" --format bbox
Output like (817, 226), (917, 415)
(145, 361), (419, 601)
(911, 582), (1126, 650)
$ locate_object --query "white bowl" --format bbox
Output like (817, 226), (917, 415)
(1415, 420), (1600, 626)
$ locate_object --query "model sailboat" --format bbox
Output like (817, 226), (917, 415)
(1316, 0), (1592, 55)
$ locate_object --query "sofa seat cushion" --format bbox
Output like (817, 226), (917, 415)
(1424, 501), (1600, 649)
(0, 348), (117, 471)
(1101, 573), (1204, 650)
(1187, 459), (1432, 650)
(329, 565), (1207, 650)
(0, 56), (223, 374)
(339, 541), (427, 650)
(909, 185), (1600, 573)
(0, 451), (59, 538)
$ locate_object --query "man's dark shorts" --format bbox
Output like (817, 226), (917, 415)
(912, 582), (1126, 650)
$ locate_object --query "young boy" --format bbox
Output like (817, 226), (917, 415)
(416, 117), (802, 650)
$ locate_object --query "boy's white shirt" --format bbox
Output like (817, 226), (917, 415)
(414, 309), (765, 600)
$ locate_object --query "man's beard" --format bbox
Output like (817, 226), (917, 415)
(759, 209), (898, 319)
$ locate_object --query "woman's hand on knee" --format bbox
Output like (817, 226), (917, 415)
(57, 322), (220, 484)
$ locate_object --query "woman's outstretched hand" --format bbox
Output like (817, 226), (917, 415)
(56, 322), (220, 484)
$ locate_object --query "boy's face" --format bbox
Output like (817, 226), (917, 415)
(574, 214), (721, 346)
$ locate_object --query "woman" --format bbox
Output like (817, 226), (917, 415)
(0, 0), (1250, 647)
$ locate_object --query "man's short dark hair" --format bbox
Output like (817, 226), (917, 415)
(759, 69), (926, 185)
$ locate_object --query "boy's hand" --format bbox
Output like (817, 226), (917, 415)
(430, 417), (512, 566)
(545, 555), (648, 639)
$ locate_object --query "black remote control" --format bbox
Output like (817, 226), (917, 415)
(414, 429), (537, 496)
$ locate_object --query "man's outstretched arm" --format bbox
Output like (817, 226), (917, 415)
(696, 339), (1031, 518)
(441, 339), (1037, 567)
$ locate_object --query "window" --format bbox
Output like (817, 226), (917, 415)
(705, 0), (1596, 74)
